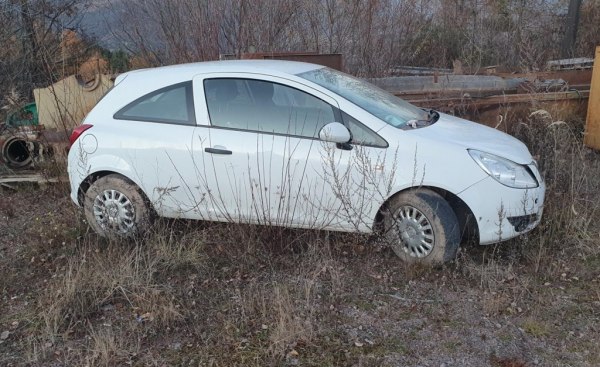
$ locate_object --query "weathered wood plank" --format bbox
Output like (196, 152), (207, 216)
(0, 174), (67, 185)
(407, 90), (589, 108)
(584, 47), (600, 150)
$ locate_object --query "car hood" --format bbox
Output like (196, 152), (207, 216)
(412, 113), (533, 164)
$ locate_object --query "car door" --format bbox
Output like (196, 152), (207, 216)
(110, 81), (209, 218)
(192, 72), (389, 230)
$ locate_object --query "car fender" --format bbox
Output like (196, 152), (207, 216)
(72, 153), (148, 198)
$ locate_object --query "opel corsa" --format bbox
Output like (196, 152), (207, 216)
(68, 60), (545, 264)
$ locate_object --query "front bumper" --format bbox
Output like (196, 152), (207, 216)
(458, 175), (545, 245)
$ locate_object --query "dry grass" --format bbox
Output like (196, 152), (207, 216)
(20, 222), (211, 364)
(1, 109), (599, 366)
(462, 109), (600, 272)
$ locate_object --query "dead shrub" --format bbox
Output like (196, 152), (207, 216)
(456, 109), (600, 311)
(147, 220), (208, 272)
(84, 325), (140, 367)
(39, 242), (183, 338)
(28, 230), (210, 363)
(200, 237), (344, 363)
(511, 110), (600, 266)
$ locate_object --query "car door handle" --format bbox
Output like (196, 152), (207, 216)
(205, 147), (232, 155)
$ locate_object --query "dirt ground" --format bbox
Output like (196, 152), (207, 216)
(0, 182), (598, 367)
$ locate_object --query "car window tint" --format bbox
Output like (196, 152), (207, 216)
(342, 111), (388, 148)
(115, 82), (195, 125)
(204, 78), (335, 138)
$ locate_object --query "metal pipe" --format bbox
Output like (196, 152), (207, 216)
(1, 136), (32, 169)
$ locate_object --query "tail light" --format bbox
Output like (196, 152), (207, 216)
(69, 124), (93, 147)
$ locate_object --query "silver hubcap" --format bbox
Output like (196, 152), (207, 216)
(93, 190), (135, 234)
(394, 206), (435, 258)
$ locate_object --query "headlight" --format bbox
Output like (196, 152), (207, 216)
(468, 150), (538, 188)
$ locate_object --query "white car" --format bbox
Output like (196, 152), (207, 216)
(67, 60), (545, 264)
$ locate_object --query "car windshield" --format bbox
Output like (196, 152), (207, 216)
(297, 67), (428, 128)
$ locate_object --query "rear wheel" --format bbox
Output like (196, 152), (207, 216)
(382, 189), (460, 265)
(84, 174), (151, 240)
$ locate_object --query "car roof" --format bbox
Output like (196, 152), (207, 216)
(119, 60), (325, 82)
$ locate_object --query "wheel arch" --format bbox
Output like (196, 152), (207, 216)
(77, 170), (156, 216)
(374, 186), (479, 245)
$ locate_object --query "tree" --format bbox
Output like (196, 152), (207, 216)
(0, 0), (90, 115)
(561, 0), (583, 58)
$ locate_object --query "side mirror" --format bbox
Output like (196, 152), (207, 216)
(318, 122), (351, 144)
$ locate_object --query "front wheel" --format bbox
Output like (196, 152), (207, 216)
(83, 174), (151, 240)
(382, 189), (460, 265)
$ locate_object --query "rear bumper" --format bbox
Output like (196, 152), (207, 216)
(458, 176), (545, 245)
(67, 148), (83, 207)
(70, 189), (80, 207)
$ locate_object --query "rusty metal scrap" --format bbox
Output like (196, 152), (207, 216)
(547, 57), (594, 71)
(406, 90), (590, 109)
(0, 126), (45, 169)
(1, 74), (113, 170)
(233, 52), (344, 71)
(371, 68), (592, 127)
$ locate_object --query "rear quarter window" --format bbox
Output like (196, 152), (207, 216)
(114, 81), (196, 125)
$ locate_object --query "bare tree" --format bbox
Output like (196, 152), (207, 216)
(0, 0), (90, 114)
(561, 0), (583, 58)
(4, 0), (599, 104)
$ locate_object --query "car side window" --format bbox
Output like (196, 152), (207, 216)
(341, 111), (388, 148)
(114, 81), (195, 125)
(204, 78), (335, 138)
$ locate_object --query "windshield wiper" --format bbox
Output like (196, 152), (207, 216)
(427, 109), (440, 123)
(405, 109), (440, 129)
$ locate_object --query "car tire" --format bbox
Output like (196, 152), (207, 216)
(382, 189), (460, 265)
(84, 174), (151, 240)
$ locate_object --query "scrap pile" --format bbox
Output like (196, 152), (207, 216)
(371, 57), (593, 128)
(0, 74), (113, 171)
